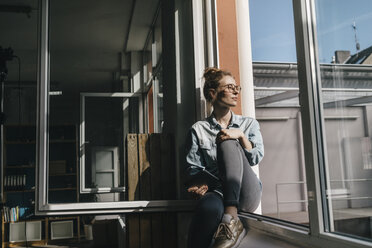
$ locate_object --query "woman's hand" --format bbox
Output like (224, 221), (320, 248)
(216, 129), (244, 143)
(216, 129), (253, 150)
(187, 184), (208, 198)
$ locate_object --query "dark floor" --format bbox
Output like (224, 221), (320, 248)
(30, 230), (304, 248)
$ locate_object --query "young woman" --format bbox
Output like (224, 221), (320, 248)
(185, 67), (264, 248)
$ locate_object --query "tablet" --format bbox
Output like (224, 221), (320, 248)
(184, 170), (221, 189)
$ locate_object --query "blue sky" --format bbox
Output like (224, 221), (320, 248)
(249, 0), (372, 63)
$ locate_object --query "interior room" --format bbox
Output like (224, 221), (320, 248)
(1, 0), (164, 246)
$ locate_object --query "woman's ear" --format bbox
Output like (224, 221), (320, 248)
(209, 88), (217, 102)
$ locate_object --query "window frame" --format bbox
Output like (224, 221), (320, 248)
(236, 0), (372, 247)
(241, 0), (372, 247)
(35, 0), (193, 215)
(79, 93), (138, 194)
(35, 0), (372, 246)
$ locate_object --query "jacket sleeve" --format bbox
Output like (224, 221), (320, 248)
(243, 119), (264, 166)
(184, 128), (205, 178)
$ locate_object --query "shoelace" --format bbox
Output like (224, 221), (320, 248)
(214, 222), (234, 240)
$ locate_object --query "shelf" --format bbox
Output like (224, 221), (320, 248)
(4, 189), (35, 193)
(50, 139), (76, 143)
(6, 188), (77, 192)
(49, 173), (76, 176)
(48, 216), (79, 221)
(49, 187), (76, 191)
(3, 240), (47, 247)
(5, 139), (76, 144)
(5, 141), (35, 144)
(3, 124), (79, 247)
(5, 165), (35, 169)
(3, 218), (46, 224)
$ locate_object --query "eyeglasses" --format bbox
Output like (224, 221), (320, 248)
(220, 84), (242, 93)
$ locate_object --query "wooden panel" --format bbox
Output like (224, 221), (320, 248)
(162, 212), (178, 248)
(127, 134), (139, 201)
(138, 134), (152, 248)
(138, 134), (151, 200)
(2, 213), (4, 248)
(126, 133), (178, 248)
(150, 134), (162, 200)
(150, 134), (163, 248)
(161, 134), (176, 199)
(160, 134), (178, 247)
(140, 213), (152, 248)
(128, 214), (140, 248)
(151, 213), (163, 248)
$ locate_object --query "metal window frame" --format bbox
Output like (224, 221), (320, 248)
(242, 0), (372, 247)
(35, 0), (194, 215)
(152, 78), (160, 132)
(79, 93), (138, 194)
(249, 0), (372, 246)
(301, 0), (372, 245)
(34, 0), (372, 246)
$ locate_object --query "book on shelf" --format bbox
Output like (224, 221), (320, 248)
(2, 206), (32, 222)
(4, 174), (27, 191)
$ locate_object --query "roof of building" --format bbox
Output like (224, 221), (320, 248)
(345, 45), (372, 64)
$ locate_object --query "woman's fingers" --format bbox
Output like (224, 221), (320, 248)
(189, 185), (208, 196)
(197, 185), (208, 195)
(200, 188), (208, 196)
(217, 131), (229, 143)
(187, 186), (198, 192)
(195, 186), (205, 194)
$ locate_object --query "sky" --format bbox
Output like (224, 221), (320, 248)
(249, 0), (372, 63)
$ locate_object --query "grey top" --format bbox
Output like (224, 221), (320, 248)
(185, 111), (264, 179)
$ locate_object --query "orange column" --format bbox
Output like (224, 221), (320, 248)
(216, 0), (242, 115)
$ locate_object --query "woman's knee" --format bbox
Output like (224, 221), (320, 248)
(217, 139), (238, 150)
(239, 188), (262, 212)
(217, 140), (241, 158)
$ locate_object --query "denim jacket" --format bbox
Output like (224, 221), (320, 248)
(185, 112), (264, 179)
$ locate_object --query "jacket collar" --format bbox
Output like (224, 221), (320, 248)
(207, 111), (241, 129)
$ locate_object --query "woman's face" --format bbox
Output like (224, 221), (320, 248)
(211, 75), (240, 108)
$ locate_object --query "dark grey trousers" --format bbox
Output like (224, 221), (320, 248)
(187, 140), (262, 248)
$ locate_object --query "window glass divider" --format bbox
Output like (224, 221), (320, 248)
(307, 0), (336, 234)
(292, 0), (327, 237)
(292, 0), (372, 247)
(36, 0), (185, 214)
(36, 0), (50, 213)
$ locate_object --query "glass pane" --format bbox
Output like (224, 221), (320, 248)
(0, 0), (39, 223)
(95, 151), (115, 171)
(83, 97), (123, 192)
(250, 0), (309, 226)
(250, 0), (297, 62)
(48, 0), (136, 204)
(95, 173), (114, 188)
(48, 0), (168, 205)
(315, 0), (372, 240)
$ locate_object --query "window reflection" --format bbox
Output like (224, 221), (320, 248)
(316, 0), (372, 240)
(250, 0), (309, 225)
(48, 0), (163, 203)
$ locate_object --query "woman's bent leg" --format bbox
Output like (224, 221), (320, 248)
(217, 140), (245, 207)
(187, 192), (224, 248)
(238, 146), (262, 212)
(217, 140), (262, 212)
